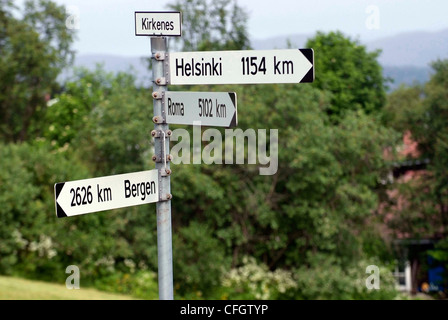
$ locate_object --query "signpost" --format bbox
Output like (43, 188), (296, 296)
(163, 91), (237, 127)
(167, 49), (314, 85)
(53, 9), (315, 301)
(54, 169), (159, 218)
(151, 37), (173, 300)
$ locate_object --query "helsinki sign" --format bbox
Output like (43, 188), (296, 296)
(54, 169), (159, 218)
(163, 91), (237, 127)
(167, 48), (314, 85)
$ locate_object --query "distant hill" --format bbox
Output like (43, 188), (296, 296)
(383, 65), (433, 91)
(68, 29), (447, 91)
(366, 29), (448, 67)
(251, 29), (448, 68)
(250, 29), (445, 90)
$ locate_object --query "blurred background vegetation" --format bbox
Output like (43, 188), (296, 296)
(0, 0), (447, 300)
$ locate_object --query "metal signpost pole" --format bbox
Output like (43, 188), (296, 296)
(151, 36), (174, 300)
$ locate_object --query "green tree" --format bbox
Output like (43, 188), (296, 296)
(166, 83), (399, 297)
(40, 66), (160, 283)
(172, 221), (230, 298)
(42, 66), (112, 149)
(306, 31), (388, 121)
(0, 0), (75, 142)
(0, 141), (90, 278)
(0, 140), (158, 288)
(380, 60), (448, 296)
(382, 84), (425, 134)
(238, 84), (397, 267)
(420, 60), (448, 239)
(72, 68), (154, 176)
(383, 60), (448, 240)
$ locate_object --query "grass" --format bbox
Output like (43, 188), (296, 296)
(0, 275), (138, 300)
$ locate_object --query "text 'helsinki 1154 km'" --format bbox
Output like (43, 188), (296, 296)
(167, 49), (314, 85)
(135, 11), (314, 85)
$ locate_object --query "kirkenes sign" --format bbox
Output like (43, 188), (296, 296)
(135, 11), (181, 36)
(54, 170), (159, 218)
(167, 49), (314, 85)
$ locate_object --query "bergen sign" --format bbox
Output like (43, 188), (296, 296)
(54, 170), (159, 218)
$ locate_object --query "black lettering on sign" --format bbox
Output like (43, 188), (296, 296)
(198, 98), (213, 117)
(175, 58), (223, 77)
(241, 56), (266, 75)
(97, 184), (112, 202)
(168, 97), (184, 116)
(216, 100), (226, 118)
(274, 56), (294, 75)
(70, 186), (93, 207)
(124, 180), (156, 201)
(142, 18), (176, 31)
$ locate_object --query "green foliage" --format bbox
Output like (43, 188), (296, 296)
(292, 254), (399, 300)
(382, 84), (425, 133)
(0, 139), (160, 293)
(42, 66), (115, 149)
(166, 82), (398, 298)
(306, 31), (388, 121)
(417, 60), (448, 239)
(221, 84), (398, 268)
(42, 65), (154, 175)
(217, 254), (399, 300)
(415, 60), (448, 168)
(93, 270), (158, 300)
(382, 60), (448, 239)
(0, 141), (89, 278)
(220, 256), (297, 299)
(379, 59), (448, 295)
(172, 221), (231, 298)
(0, 0), (75, 142)
(73, 68), (153, 176)
(0, 54), (161, 296)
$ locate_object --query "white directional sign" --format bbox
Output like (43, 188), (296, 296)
(163, 91), (237, 127)
(54, 169), (159, 218)
(167, 49), (314, 85)
(135, 11), (181, 37)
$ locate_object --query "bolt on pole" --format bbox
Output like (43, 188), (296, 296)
(151, 36), (173, 300)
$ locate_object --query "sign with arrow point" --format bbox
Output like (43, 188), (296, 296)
(54, 169), (159, 218)
(167, 48), (314, 85)
(163, 91), (237, 127)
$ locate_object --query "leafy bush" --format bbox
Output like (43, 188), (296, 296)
(0, 141), (90, 280)
(172, 221), (231, 298)
(93, 270), (158, 300)
(292, 254), (399, 300)
(220, 256), (297, 300)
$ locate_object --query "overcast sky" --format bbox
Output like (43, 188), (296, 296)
(16, 0), (448, 56)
